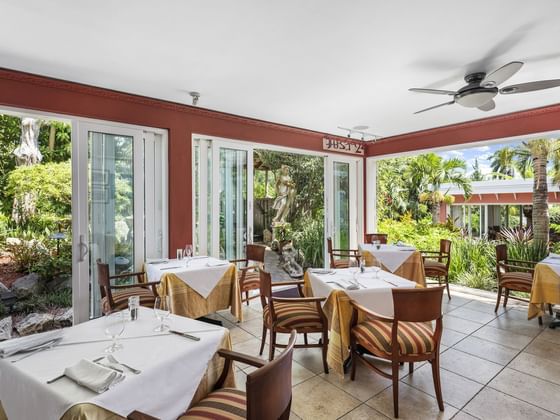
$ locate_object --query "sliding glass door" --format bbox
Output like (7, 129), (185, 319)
(74, 122), (167, 321)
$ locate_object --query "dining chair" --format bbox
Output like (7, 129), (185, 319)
(128, 330), (297, 420)
(259, 270), (329, 374)
(327, 237), (361, 269)
(230, 244), (266, 306)
(495, 244), (552, 324)
(97, 259), (159, 314)
(421, 239), (452, 299)
(349, 286), (445, 418)
(364, 233), (388, 244)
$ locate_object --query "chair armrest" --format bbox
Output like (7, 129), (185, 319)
(110, 271), (145, 279)
(127, 410), (159, 420)
(271, 280), (305, 287)
(110, 281), (160, 290)
(272, 296), (326, 303)
(506, 258), (538, 266)
(500, 262), (535, 273)
(238, 265), (259, 272)
(217, 349), (266, 368)
(420, 251), (441, 255)
(230, 258), (248, 264)
(349, 300), (394, 322)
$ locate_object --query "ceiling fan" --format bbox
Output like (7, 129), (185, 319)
(409, 61), (560, 114)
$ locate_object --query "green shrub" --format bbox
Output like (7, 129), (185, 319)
(293, 218), (324, 268)
(448, 237), (496, 289)
(13, 288), (71, 314)
(378, 215), (458, 251)
(5, 237), (49, 273)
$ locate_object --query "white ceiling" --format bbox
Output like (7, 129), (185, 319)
(1, 0), (560, 137)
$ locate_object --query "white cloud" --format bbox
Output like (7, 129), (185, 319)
(473, 146), (490, 152)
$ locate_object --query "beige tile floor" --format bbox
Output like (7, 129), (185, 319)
(214, 285), (559, 419)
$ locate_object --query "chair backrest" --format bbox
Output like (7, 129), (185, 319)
(96, 259), (111, 300)
(365, 233), (388, 244)
(392, 286), (444, 323)
(246, 330), (296, 420)
(327, 237), (335, 268)
(259, 270), (273, 308)
(440, 239), (452, 268)
(495, 243), (508, 275)
(247, 244), (266, 264)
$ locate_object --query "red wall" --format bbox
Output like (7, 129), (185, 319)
(452, 192), (560, 204)
(0, 68), (356, 255)
(366, 103), (560, 156)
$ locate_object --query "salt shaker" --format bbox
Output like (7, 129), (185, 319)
(128, 295), (140, 321)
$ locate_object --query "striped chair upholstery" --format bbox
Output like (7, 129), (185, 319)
(499, 271), (533, 292)
(424, 260), (447, 276)
(101, 287), (156, 314)
(352, 319), (435, 356)
(263, 301), (323, 331)
(238, 270), (260, 292)
(180, 388), (246, 419)
(332, 259), (351, 269)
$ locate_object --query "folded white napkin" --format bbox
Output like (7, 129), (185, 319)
(206, 260), (229, 267)
(64, 359), (125, 393)
(310, 269), (333, 274)
(0, 329), (64, 358)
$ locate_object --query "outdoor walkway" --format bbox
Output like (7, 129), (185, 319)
(215, 285), (560, 419)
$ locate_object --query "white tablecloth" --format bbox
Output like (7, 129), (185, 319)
(540, 254), (560, 276)
(307, 268), (417, 317)
(359, 244), (416, 273)
(146, 257), (231, 299)
(0, 307), (228, 420)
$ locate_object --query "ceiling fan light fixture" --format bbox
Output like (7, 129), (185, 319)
(455, 87), (498, 108)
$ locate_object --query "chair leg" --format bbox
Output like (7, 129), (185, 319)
(538, 316), (543, 326)
(268, 330), (276, 361)
(245, 291), (250, 306)
(321, 329), (329, 374)
(409, 362), (414, 374)
(431, 356), (444, 411)
(303, 333), (308, 345)
(494, 286), (502, 313)
(548, 304), (554, 316)
(503, 289), (509, 308)
(445, 276), (451, 300)
(350, 336), (357, 381)
(259, 324), (267, 356)
(392, 361), (400, 418)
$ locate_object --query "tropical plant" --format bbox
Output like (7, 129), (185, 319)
(292, 218), (324, 268)
(490, 147), (517, 179)
(470, 159), (485, 181)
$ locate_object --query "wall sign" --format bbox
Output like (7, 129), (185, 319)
(323, 138), (365, 155)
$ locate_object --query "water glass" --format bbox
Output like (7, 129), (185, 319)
(104, 311), (125, 353)
(128, 295), (139, 321)
(176, 248), (184, 260)
(372, 259), (381, 279)
(374, 240), (381, 250)
(154, 296), (171, 332)
(184, 244), (193, 266)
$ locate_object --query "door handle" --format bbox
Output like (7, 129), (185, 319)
(78, 234), (89, 262)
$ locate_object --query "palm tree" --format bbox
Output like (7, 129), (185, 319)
(471, 159), (485, 181)
(490, 147), (516, 179)
(411, 153), (472, 224)
(515, 139), (560, 245)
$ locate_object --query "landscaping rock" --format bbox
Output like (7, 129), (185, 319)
(15, 313), (54, 336)
(54, 308), (72, 328)
(46, 275), (71, 292)
(11, 273), (40, 297)
(0, 317), (12, 341)
(0, 282), (9, 294)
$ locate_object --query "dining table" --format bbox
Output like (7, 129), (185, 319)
(0, 307), (235, 420)
(304, 267), (418, 375)
(145, 257), (242, 322)
(358, 243), (426, 286)
(528, 254), (560, 320)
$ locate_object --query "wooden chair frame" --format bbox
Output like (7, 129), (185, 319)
(96, 259), (159, 313)
(230, 244), (266, 305)
(259, 270), (330, 374)
(327, 237), (361, 269)
(128, 331), (297, 420)
(349, 286), (445, 418)
(364, 233), (388, 244)
(421, 239), (452, 299)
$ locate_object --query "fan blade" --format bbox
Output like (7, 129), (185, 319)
(414, 101), (455, 114)
(481, 61), (523, 87)
(409, 88), (456, 95)
(478, 100), (496, 111)
(500, 79), (560, 94)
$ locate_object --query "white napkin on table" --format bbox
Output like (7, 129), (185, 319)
(206, 260), (229, 267)
(0, 329), (64, 357)
(64, 359), (125, 393)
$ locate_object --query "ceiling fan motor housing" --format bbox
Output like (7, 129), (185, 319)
(455, 73), (499, 108)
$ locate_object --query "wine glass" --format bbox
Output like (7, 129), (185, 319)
(104, 311), (125, 353)
(184, 244), (193, 266)
(371, 259), (381, 279)
(154, 296), (171, 332)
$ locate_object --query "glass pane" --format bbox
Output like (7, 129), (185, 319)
(89, 131), (134, 317)
(219, 148), (247, 260)
(194, 143), (200, 255)
(333, 162), (350, 250)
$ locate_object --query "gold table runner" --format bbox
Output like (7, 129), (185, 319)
(528, 263), (560, 320)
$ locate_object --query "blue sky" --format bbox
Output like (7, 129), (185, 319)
(437, 140), (524, 178)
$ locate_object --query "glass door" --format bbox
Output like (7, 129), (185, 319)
(326, 155), (362, 257)
(74, 122), (167, 321)
(211, 142), (253, 260)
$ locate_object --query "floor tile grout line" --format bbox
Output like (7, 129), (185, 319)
(486, 384), (560, 417)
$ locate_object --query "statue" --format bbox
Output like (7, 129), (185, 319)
(13, 118), (42, 166)
(272, 165), (296, 225)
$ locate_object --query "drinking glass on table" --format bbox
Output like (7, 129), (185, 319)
(184, 244), (193, 266)
(154, 296), (171, 332)
(371, 259), (381, 279)
(104, 311), (125, 353)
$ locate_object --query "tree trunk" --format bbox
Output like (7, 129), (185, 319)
(431, 201), (440, 224)
(532, 148), (549, 245)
